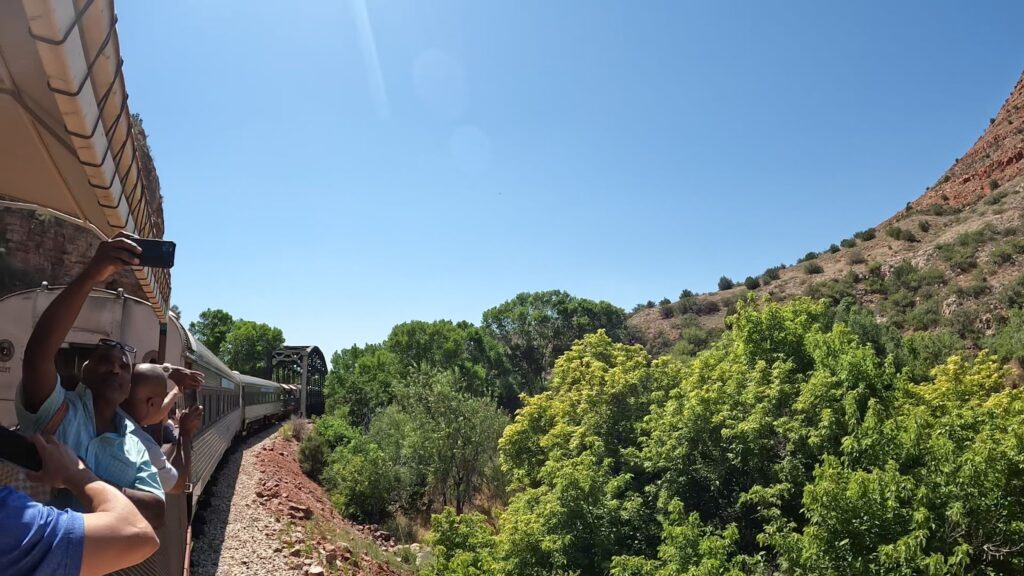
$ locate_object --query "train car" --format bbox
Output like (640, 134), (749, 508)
(237, 373), (287, 433)
(0, 285), (242, 576)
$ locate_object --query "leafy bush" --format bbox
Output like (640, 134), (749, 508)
(803, 261), (824, 275)
(806, 277), (856, 305)
(984, 188), (1010, 205)
(761, 265), (784, 286)
(923, 203), (960, 216)
(675, 296), (720, 316)
(987, 310), (1024, 364)
(426, 508), (497, 576)
(901, 330), (965, 383)
(798, 251), (819, 263)
(1000, 273), (1024, 309)
(679, 289), (695, 299)
(918, 219), (931, 233)
(840, 238), (857, 249)
(885, 226), (919, 242)
(827, 243), (841, 254)
(298, 430), (330, 480)
(846, 248), (866, 265)
(990, 238), (1024, 266)
(743, 276), (761, 290)
(718, 276), (735, 291)
(854, 228), (877, 241)
(669, 315), (723, 360)
(658, 298), (672, 307)
(323, 436), (398, 523)
(936, 225), (997, 273)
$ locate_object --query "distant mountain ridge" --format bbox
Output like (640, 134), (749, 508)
(629, 70), (1024, 361)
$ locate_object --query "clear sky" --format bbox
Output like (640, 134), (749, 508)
(115, 1), (1024, 357)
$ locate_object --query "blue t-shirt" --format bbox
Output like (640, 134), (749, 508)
(0, 486), (84, 576)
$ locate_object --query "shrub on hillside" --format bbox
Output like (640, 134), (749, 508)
(990, 238), (1024, 265)
(426, 508), (497, 575)
(987, 310), (1024, 365)
(885, 226), (919, 242)
(658, 298), (671, 307)
(840, 238), (857, 249)
(827, 243), (841, 254)
(937, 226), (997, 273)
(1000, 273), (1024, 310)
(762, 265), (784, 284)
(853, 228), (877, 241)
(798, 251), (819, 263)
(718, 276), (735, 291)
(918, 220), (931, 233)
(298, 430), (330, 481)
(679, 289), (695, 300)
(659, 304), (674, 319)
(846, 248), (866, 265)
(803, 261), (824, 275)
(743, 276), (761, 290)
(675, 296), (720, 316)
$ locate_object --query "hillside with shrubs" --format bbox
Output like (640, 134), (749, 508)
(277, 72), (1024, 575)
(629, 71), (1024, 373)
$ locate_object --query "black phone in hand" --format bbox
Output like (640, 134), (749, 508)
(133, 238), (176, 269)
(0, 426), (42, 472)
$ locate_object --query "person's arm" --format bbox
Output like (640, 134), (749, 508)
(166, 405), (201, 495)
(122, 488), (165, 529)
(21, 237), (141, 413)
(27, 435), (160, 576)
(155, 365), (203, 423)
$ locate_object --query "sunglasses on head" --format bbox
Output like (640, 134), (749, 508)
(98, 338), (137, 359)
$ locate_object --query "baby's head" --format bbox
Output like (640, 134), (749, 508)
(122, 363), (168, 427)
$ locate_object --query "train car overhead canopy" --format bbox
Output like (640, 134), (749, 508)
(0, 0), (170, 320)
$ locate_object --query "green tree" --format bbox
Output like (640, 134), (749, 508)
(188, 308), (235, 357)
(482, 290), (627, 399)
(426, 508), (498, 576)
(221, 320), (285, 376)
(324, 344), (401, 428)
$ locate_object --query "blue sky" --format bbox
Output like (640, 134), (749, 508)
(116, 1), (1024, 356)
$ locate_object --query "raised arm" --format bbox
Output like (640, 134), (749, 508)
(158, 365), (203, 421)
(21, 237), (141, 413)
(27, 435), (160, 576)
(166, 404), (202, 495)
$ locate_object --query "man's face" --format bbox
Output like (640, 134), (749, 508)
(81, 345), (133, 406)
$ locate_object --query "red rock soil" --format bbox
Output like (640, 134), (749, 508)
(253, 435), (411, 576)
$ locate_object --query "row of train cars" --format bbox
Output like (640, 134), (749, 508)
(0, 284), (321, 576)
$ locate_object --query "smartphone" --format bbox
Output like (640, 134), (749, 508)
(0, 426), (42, 472)
(133, 238), (176, 268)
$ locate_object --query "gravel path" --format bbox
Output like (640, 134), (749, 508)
(191, 426), (302, 576)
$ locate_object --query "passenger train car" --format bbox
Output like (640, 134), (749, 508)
(0, 285), (300, 575)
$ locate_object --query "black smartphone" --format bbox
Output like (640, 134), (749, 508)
(0, 426), (42, 472)
(133, 238), (176, 268)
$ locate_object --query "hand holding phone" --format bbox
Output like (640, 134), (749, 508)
(0, 426), (42, 471)
(133, 238), (176, 269)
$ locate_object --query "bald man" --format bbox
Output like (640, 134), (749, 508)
(121, 364), (203, 495)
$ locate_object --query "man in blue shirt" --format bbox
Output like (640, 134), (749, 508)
(18, 235), (165, 527)
(1, 434), (159, 576)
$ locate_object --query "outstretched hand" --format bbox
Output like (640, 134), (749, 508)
(164, 365), (204, 392)
(178, 405), (204, 439)
(85, 234), (142, 283)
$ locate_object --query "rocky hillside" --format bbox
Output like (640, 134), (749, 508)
(629, 70), (1024, 358)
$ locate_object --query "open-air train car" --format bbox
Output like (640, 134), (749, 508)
(0, 285), (241, 576)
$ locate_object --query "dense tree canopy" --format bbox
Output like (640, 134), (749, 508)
(221, 320), (285, 378)
(188, 308), (235, 357)
(429, 297), (1024, 575)
(482, 290), (627, 399)
(189, 308), (285, 377)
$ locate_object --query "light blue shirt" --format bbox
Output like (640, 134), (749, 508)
(16, 377), (164, 504)
(0, 486), (85, 576)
